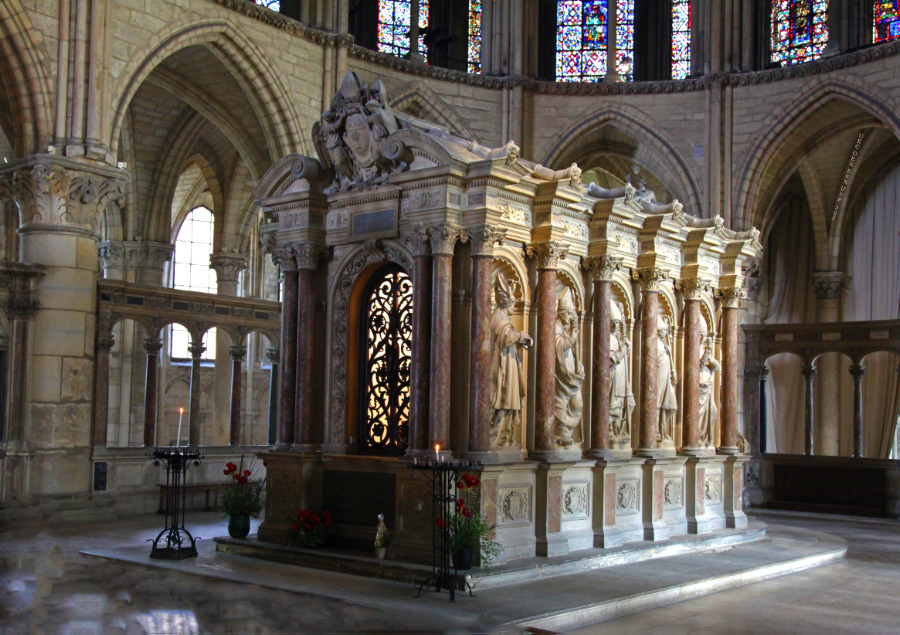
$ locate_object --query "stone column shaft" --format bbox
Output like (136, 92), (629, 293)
(681, 297), (703, 451)
(295, 268), (317, 448)
(637, 274), (660, 454)
(230, 345), (246, 446)
(143, 338), (162, 448)
(850, 363), (865, 458)
(469, 255), (494, 453)
(409, 252), (432, 453)
(93, 336), (115, 447)
(6, 320), (29, 442)
(188, 342), (205, 446)
(719, 289), (743, 454)
(277, 254), (299, 448)
(266, 348), (279, 445)
(802, 364), (816, 456)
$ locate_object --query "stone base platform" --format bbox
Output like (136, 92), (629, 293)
(213, 521), (768, 591)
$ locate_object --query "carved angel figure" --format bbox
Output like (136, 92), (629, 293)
(555, 288), (585, 447)
(656, 314), (678, 443)
(609, 301), (635, 439)
(698, 341), (721, 446)
(490, 275), (531, 448)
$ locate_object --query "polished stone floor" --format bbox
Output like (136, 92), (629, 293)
(0, 508), (894, 634)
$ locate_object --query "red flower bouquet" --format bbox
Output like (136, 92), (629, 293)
(221, 456), (264, 517)
(437, 473), (501, 567)
(287, 508), (333, 548)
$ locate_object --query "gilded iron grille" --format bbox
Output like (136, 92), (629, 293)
(360, 266), (412, 453)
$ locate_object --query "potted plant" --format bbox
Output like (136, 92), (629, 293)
(287, 509), (333, 548)
(439, 473), (501, 570)
(221, 457), (264, 539)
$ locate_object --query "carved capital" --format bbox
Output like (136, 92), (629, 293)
(292, 242), (327, 270)
(271, 246), (298, 272)
(265, 347), (280, 364)
(187, 342), (206, 359)
(143, 337), (163, 355)
(849, 364), (866, 380)
(427, 223), (467, 256)
(801, 364), (817, 380)
(812, 271), (844, 300)
(525, 240), (570, 270)
(228, 345), (247, 361)
(209, 253), (248, 283)
(404, 224), (431, 257)
(97, 336), (116, 353)
(718, 286), (746, 308)
(634, 267), (668, 292)
(679, 278), (712, 301)
(468, 225), (506, 257)
(124, 241), (174, 271)
(583, 255), (622, 281)
(97, 241), (125, 271)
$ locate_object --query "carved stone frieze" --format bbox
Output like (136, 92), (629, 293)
(468, 225), (507, 257)
(562, 219), (587, 240)
(499, 203), (530, 225)
(326, 209), (348, 230)
(525, 241), (570, 270)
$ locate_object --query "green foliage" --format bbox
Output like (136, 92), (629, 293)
(439, 473), (502, 568)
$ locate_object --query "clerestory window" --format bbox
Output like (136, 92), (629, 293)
(170, 207), (216, 361)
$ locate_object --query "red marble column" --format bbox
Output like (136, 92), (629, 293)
(142, 337), (163, 448)
(637, 268), (663, 455)
(802, 363), (816, 456)
(275, 248), (298, 448)
(406, 226), (432, 454)
(266, 348), (279, 445)
(681, 281), (705, 453)
(719, 288), (744, 454)
(93, 335), (115, 448)
(188, 341), (205, 446)
(468, 226), (506, 455)
(429, 224), (466, 455)
(850, 363), (865, 458)
(527, 241), (569, 454)
(293, 243), (325, 450)
(586, 256), (619, 457)
(229, 344), (246, 446)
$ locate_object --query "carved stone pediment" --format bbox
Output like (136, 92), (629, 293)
(313, 71), (410, 194)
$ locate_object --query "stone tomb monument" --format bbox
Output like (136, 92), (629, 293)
(253, 71), (762, 563)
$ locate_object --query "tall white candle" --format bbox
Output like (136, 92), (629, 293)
(176, 407), (184, 446)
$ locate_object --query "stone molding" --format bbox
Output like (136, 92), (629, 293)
(583, 255), (623, 281)
(209, 253), (249, 283)
(468, 225), (507, 257)
(525, 241), (570, 270)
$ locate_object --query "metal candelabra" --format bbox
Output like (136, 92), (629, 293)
(149, 446), (203, 560)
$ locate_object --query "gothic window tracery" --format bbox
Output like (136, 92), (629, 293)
(377, 0), (429, 58)
(252, 0), (281, 11)
(671, 0), (691, 79)
(170, 206), (216, 361)
(615, 0), (635, 80)
(874, 0), (900, 43)
(468, 0), (483, 73)
(556, 0), (609, 81)
(358, 265), (412, 454)
(770, 0), (828, 66)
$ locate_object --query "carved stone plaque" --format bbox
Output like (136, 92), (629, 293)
(616, 480), (639, 514)
(562, 483), (588, 518)
(705, 474), (723, 504)
(498, 487), (531, 525)
(350, 209), (397, 241)
(664, 477), (683, 510)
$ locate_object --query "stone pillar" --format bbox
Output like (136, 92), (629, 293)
(850, 363), (865, 458)
(428, 224), (466, 456)
(229, 344), (246, 446)
(467, 226), (506, 458)
(636, 268), (664, 456)
(211, 253), (247, 445)
(293, 243), (326, 452)
(143, 337), (163, 447)
(585, 256), (621, 458)
(93, 334), (115, 448)
(266, 348), (279, 445)
(718, 287), (744, 454)
(802, 363), (816, 456)
(680, 280), (707, 454)
(812, 272), (843, 456)
(273, 248), (298, 449)
(187, 341), (205, 446)
(526, 241), (569, 457)
(405, 226), (432, 456)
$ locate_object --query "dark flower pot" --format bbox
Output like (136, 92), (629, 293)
(452, 548), (474, 571)
(228, 514), (251, 539)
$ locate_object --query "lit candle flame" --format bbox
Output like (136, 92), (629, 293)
(179, 407), (184, 414)
(435, 444), (440, 454)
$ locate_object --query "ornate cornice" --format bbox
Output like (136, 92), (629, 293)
(525, 240), (570, 270)
(583, 255), (622, 281)
(468, 225), (506, 257)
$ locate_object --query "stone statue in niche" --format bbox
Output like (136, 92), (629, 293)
(313, 71), (407, 194)
(698, 340), (721, 446)
(490, 275), (532, 448)
(555, 288), (585, 447)
(656, 314), (678, 443)
(609, 301), (635, 440)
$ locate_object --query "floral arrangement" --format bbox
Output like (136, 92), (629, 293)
(287, 509), (333, 548)
(221, 457), (264, 517)
(437, 473), (501, 567)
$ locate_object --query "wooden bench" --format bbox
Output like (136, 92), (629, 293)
(158, 483), (219, 514)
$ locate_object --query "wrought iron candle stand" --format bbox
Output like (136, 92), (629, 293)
(149, 446), (203, 560)
(410, 457), (481, 601)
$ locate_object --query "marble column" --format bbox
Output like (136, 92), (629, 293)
(850, 363), (865, 458)
(293, 243), (326, 452)
(802, 363), (817, 456)
(211, 253), (246, 445)
(93, 334), (115, 448)
(143, 337), (163, 448)
(526, 241), (569, 456)
(467, 226), (506, 457)
(812, 272), (843, 456)
(229, 344), (246, 446)
(187, 341), (205, 446)
(405, 226), (432, 455)
(428, 224), (466, 456)
(680, 280), (706, 453)
(718, 288), (744, 454)
(585, 256), (621, 458)
(266, 348), (279, 445)
(274, 248), (298, 449)
(637, 268), (664, 456)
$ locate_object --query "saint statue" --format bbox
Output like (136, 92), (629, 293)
(609, 301), (635, 440)
(698, 340), (721, 446)
(490, 275), (532, 448)
(555, 288), (585, 447)
(656, 314), (678, 443)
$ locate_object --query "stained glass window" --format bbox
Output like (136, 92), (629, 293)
(171, 207), (216, 361)
(671, 0), (691, 79)
(874, 1), (900, 42)
(770, 0), (829, 66)
(377, 1), (429, 58)
(556, 0), (609, 82)
(616, 0), (635, 81)
(468, 0), (483, 73)
(253, 0), (280, 11)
